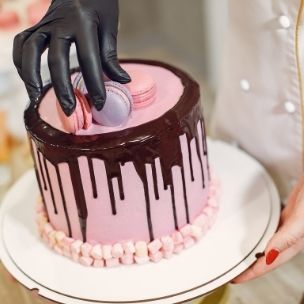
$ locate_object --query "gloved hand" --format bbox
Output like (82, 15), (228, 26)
(13, 0), (130, 116)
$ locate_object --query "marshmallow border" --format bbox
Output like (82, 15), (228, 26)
(36, 174), (220, 268)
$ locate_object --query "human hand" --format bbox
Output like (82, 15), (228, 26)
(233, 176), (304, 283)
(13, 0), (130, 116)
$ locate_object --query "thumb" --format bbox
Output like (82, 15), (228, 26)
(265, 215), (304, 265)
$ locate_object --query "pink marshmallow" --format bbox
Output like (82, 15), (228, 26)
(162, 251), (173, 259)
(112, 243), (124, 258)
(71, 240), (83, 255)
(91, 245), (103, 260)
(62, 237), (74, 250)
(180, 225), (192, 238)
(106, 258), (120, 268)
(102, 245), (113, 260)
(149, 251), (163, 263)
(48, 231), (56, 248)
(81, 243), (93, 258)
(134, 256), (150, 265)
(173, 244), (184, 254)
(190, 225), (203, 241)
(71, 253), (80, 263)
(80, 256), (93, 267)
(161, 236), (174, 252)
(121, 254), (134, 265)
(193, 214), (209, 231)
(148, 239), (162, 255)
(93, 259), (105, 268)
(43, 223), (53, 235)
(172, 231), (184, 244)
(123, 241), (136, 255)
(135, 241), (148, 257)
(204, 206), (215, 217)
(184, 237), (195, 249)
(208, 197), (218, 208)
(63, 248), (71, 258)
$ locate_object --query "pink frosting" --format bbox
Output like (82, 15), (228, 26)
(38, 64), (184, 135)
(36, 173), (220, 267)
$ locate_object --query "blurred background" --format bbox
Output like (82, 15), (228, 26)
(0, 1), (303, 304)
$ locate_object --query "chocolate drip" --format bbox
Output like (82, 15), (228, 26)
(151, 161), (160, 200)
(29, 139), (48, 215)
(181, 167), (190, 223)
(194, 125), (205, 188)
(37, 150), (47, 190)
(43, 157), (57, 214)
(68, 159), (88, 242)
(186, 134), (195, 182)
(25, 60), (208, 242)
(200, 120), (210, 180)
(55, 165), (72, 237)
(170, 185), (179, 230)
(88, 158), (97, 199)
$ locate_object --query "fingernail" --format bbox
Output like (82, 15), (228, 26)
(95, 101), (105, 111)
(266, 249), (280, 265)
(119, 72), (131, 83)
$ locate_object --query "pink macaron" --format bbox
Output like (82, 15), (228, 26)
(56, 89), (92, 134)
(124, 69), (157, 109)
(0, 10), (20, 29)
(91, 81), (132, 127)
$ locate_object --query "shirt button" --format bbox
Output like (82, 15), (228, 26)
(240, 79), (250, 92)
(279, 15), (291, 29)
(284, 101), (296, 114)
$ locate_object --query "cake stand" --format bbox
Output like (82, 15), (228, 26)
(0, 140), (281, 304)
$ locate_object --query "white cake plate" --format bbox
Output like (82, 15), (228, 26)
(0, 140), (281, 304)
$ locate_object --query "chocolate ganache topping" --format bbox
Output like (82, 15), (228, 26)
(25, 60), (209, 242)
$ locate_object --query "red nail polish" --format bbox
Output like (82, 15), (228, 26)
(266, 249), (280, 265)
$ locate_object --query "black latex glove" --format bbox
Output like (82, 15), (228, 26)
(13, 0), (130, 116)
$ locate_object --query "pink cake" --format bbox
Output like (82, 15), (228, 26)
(25, 60), (219, 267)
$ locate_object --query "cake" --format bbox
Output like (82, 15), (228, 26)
(25, 60), (219, 267)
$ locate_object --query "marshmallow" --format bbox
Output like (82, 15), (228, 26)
(172, 231), (184, 245)
(102, 245), (113, 260)
(91, 245), (103, 260)
(193, 214), (209, 231)
(134, 256), (150, 265)
(112, 243), (124, 258)
(150, 251), (163, 263)
(135, 241), (148, 257)
(148, 239), (162, 255)
(190, 226), (203, 241)
(55, 231), (66, 244)
(43, 223), (53, 235)
(121, 254), (134, 265)
(71, 240), (83, 255)
(208, 198), (218, 208)
(72, 252), (80, 263)
(123, 241), (136, 255)
(80, 256), (93, 267)
(180, 225), (192, 238)
(173, 244), (184, 254)
(184, 237), (195, 249)
(48, 231), (57, 248)
(81, 243), (93, 258)
(161, 236), (174, 253)
(106, 258), (120, 268)
(93, 259), (105, 268)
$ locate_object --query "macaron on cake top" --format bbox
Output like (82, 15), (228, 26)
(92, 81), (132, 127)
(38, 62), (184, 136)
(124, 68), (157, 109)
(39, 88), (92, 134)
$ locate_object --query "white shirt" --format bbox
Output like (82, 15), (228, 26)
(211, 0), (304, 199)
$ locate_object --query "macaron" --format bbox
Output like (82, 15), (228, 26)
(91, 81), (132, 127)
(0, 10), (20, 29)
(56, 89), (92, 134)
(73, 73), (132, 127)
(125, 69), (156, 109)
